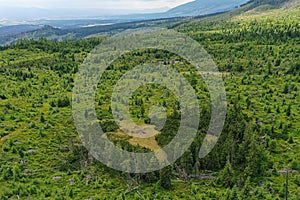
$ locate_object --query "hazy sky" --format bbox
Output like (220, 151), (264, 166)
(0, 0), (194, 10)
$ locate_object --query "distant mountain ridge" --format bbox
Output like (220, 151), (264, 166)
(0, 18), (185, 46)
(0, 25), (42, 37)
(0, 0), (296, 46)
(166, 0), (250, 17)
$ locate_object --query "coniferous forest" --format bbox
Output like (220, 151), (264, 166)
(0, 0), (299, 199)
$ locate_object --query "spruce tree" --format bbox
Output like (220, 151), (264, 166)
(219, 159), (235, 188)
(159, 166), (173, 190)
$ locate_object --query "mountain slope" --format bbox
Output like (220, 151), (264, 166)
(166, 0), (249, 17)
(172, 0), (299, 27)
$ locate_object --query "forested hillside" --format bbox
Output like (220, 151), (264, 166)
(0, 0), (299, 199)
